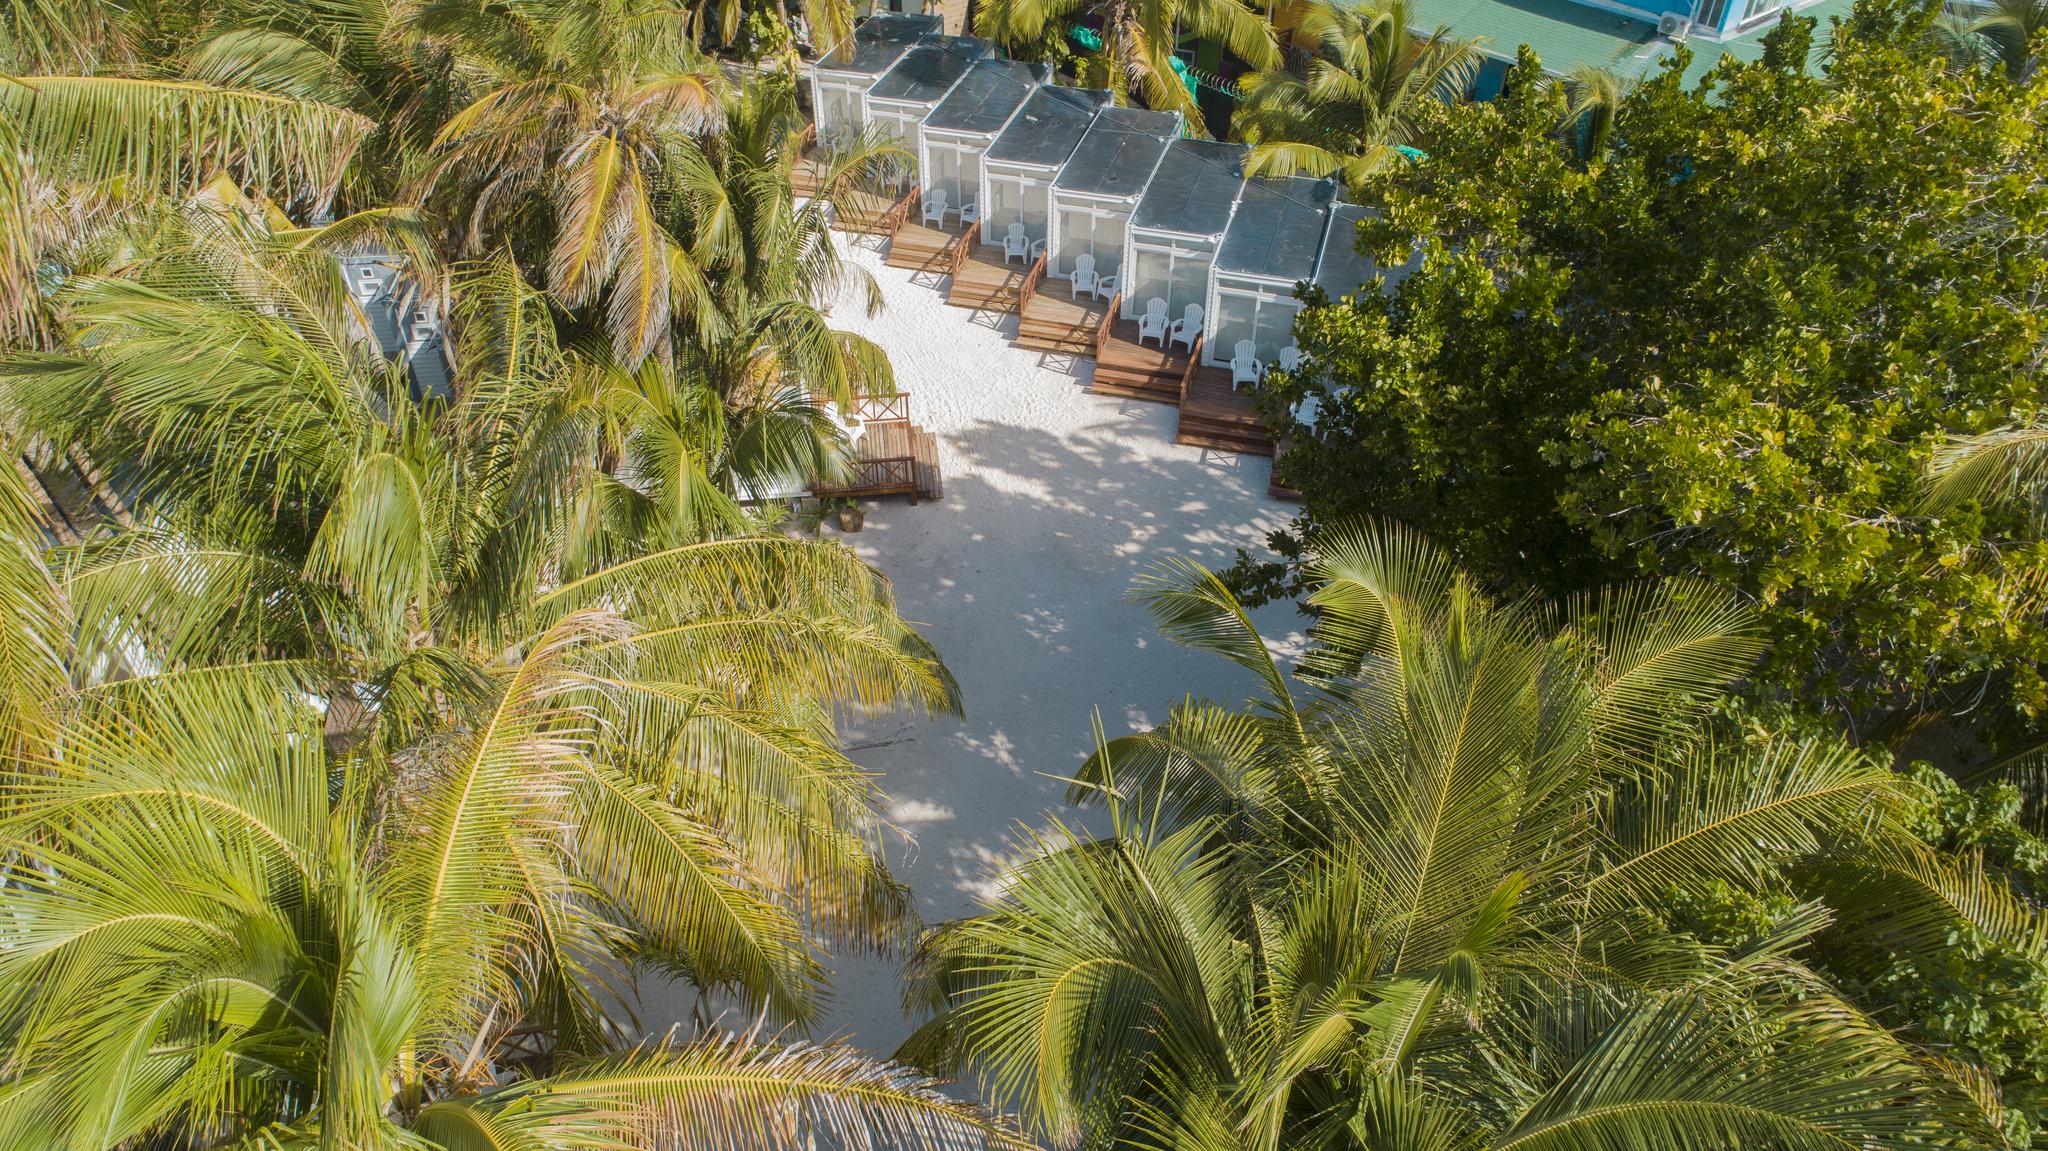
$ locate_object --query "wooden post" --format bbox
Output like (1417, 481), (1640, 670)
(1094, 291), (1121, 354)
(951, 220), (980, 277)
(1017, 250), (1047, 314)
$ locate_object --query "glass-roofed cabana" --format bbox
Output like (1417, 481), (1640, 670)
(1204, 175), (1336, 367)
(1120, 138), (1245, 324)
(1045, 106), (1180, 285)
(810, 13), (940, 146)
(863, 35), (990, 166)
(918, 58), (1048, 224)
(979, 85), (1113, 255)
(1312, 202), (1423, 299)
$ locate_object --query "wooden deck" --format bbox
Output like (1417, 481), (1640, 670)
(1176, 353), (1275, 456)
(1268, 437), (1305, 500)
(835, 184), (916, 235)
(1017, 279), (1108, 354)
(1094, 317), (1192, 403)
(946, 240), (1031, 311)
(885, 217), (968, 274)
(814, 418), (943, 504)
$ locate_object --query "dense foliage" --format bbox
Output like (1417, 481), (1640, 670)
(1258, 2), (2048, 733)
(907, 525), (2030, 1150)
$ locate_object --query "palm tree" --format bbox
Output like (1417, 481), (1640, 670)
(1958, 0), (2046, 79)
(418, 0), (726, 367)
(0, 70), (373, 342)
(1556, 64), (1629, 163)
(971, 0), (1278, 131)
(0, 654), (1025, 1151)
(2, 205), (960, 1026)
(902, 524), (1999, 1150)
(1235, 0), (1480, 188)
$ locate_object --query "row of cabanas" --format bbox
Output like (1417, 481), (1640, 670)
(809, 15), (1417, 371)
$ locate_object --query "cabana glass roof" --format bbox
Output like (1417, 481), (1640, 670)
(817, 12), (939, 74)
(984, 86), (1113, 169)
(1314, 203), (1424, 296)
(868, 36), (989, 103)
(1131, 139), (1245, 236)
(924, 58), (1047, 134)
(1053, 107), (1179, 198)
(1216, 176), (1337, 281)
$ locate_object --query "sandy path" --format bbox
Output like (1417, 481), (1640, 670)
(645, 234), (1301, 1056)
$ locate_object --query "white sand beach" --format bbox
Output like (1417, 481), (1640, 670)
(817, 237), (1303, 1053)
(643, 233), (1302, 1057)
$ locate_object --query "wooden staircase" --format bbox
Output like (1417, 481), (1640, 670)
(1174, 344), (1275, 456)
(885, 216), (968, 275)
(1016, 277), (1107, 354)
(1093, 314), (1192, 403)
(946, 232), (1031, 311)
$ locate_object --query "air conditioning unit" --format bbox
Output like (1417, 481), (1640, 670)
(1658, 12), (1694, 38)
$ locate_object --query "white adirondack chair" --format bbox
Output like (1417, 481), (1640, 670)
(1230, 339), (1263, 390)
(1295, 392), (1321, 430)
(958, 199), (980, 226)
(921, 189), (948, 227)
(1003, 223), (1032, 264)
(1069, 253), (1100, 298)
(1168, 304), (1203, 352)
(1093, 272), (1119, 303)
(1276, 345), (1304, 373)
(1136, 298), (1170, 346)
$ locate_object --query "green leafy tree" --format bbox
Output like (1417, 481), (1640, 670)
(1235, 0), (1481, 188)
(1260, 3), (2048, 732)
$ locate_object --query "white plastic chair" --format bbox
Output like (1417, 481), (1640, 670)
(958, 199), (980, 226)
(1136, 298), (1170, 347)
(1168, 304), (1203, 352)
(1276, 345), (1303, 373)
(1069, 254), (1099, 299)
(1295, 392), (1321, 430)
(1230, 339), (1263, 390)
(1003, 223), (1032, 264)
(921, 189), (947, 227)
(1093, 273), (1119, 303)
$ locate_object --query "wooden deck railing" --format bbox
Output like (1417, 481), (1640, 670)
(850, 393), (912, 423)
(1094, 291), (1122, 354)
(1178, 335), (1204, 405)
(1017, 251), (1048, 314)
(950, 220), (981, 277)
(879, 183), (919, 236)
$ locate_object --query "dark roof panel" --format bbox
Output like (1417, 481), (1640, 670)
(1216, 176), (1336, 281)
(1313, 203), (1422, 295)
(1052, 106), (1179, 198)
(1131, 138), (1244, 236)
(818, 13), (939, 73)
(923, 58), (1050, 134)
(867, 37), (990, 103)
(983, 86), (1113, 169)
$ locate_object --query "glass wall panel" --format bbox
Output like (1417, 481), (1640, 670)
(926, 144), (964, 206)
(1020, 181), (1050, 244)
(985, 176), (1023, 247)
(1093, 213), (1126, 278)
(1211, 288), (1259, 366)
(1129, 247), (1172, 314)
(817, 83), (866, 144)
(1054, 207), (1093, 277)
(1169, 252), (1209, 319)
(1252, 298), (1301, 362)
